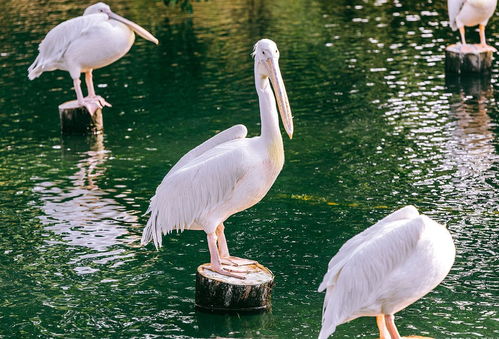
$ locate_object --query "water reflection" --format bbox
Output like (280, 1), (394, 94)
(33, 135), (138, 273)
(443, 74), (497, 206)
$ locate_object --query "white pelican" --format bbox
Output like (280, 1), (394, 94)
(141, 39), (293, 279)
(28, 2), (158, 114)
(448, 0), (497, 51)
(318, 206), (455, 339)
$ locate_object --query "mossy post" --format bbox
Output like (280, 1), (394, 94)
(195, 263), (274, 313)
(445, 44), (495, 74)
(58, 100), (103, 135)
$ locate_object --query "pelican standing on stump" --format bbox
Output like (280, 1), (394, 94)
(141, 39), (293, 279)
(448, 0), (497, 52)
(318, 206), (455, 339)
(28, 2), (158, 114)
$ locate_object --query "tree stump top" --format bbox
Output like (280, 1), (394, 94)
(197, 263), (273, 286)
(445, 44), (496, 54)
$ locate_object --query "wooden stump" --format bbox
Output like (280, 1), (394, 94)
(195, 263), (274, 313)
(58, 100), (103, 135)
(445, 44), (495, 74)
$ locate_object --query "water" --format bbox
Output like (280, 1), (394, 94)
(0, 0), (498, 337)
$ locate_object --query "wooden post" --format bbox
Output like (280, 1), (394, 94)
(445, 44), (495, 74)
(58, 100), (103, 135)
(195, 263), (274, 313)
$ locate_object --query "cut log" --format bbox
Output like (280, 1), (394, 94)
(195, 263), (274, 313)
(58, 100), (103, 135)
(445, 44), (495, 74)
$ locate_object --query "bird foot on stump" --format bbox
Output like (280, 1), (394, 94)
(221, 256), (258, 266)
(205, 265), (247, 280)
(478, 44), (497, 52)
(78, 96), (111, 115)
(458, 44), (477, 54)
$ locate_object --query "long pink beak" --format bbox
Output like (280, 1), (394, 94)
(109, 12), (159, 45)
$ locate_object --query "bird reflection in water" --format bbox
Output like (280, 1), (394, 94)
(445, 74), (496, 176)
(34, 135), (138, 273)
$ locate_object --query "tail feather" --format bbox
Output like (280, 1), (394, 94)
(318, 286), (340, 339)
(27, 55), (43, 80)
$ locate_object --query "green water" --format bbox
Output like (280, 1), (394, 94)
(0, 0), (498, 337)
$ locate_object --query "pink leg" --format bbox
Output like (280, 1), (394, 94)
(376, 315), (391, 339)
(85, 70), (96, 97)
(206, 233), (245, 279)
(73, 78), (85, 105)
(459, 26), (466, 45)
(478, 24), (496, 51)
(216, 223), (258, 266)
(84, 70), (111, 109)
(384, 314), (401, 339)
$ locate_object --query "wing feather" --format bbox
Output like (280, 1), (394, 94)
(142, 126), (248, 248)
(318, 207), (425, 338)
(165, 124), (247, 178)
(28, 13), (108, 79)
(448, 0), (467, 30)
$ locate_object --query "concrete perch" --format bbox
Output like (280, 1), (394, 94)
(58, 100), (103, 135)
(445, 44), (495, 74)
(195, 263), (274, 313)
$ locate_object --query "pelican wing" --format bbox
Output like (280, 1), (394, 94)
(165, 124), (247, 178)
(319, 205), (420, 282)
(142, 126), (249, 249)
(28, 13), (108, 79)
(318, 207), (424, 338)
(448, 0), (467, 30)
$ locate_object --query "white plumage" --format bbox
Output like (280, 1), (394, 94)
(28, 2), (158, 113)
(318, 206), (455, 339)
(448, 0), (497, 48)
(141, 39), (294, 279)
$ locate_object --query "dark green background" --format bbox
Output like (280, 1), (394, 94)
(0, 0), (497, 337)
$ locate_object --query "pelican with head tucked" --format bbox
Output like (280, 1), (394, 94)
(28, 2), (158, 114)
(141, 39), (293, 279)
(318, 206), (455, 339)
(448, 0), (497, 51)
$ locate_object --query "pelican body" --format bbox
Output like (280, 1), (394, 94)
(141, 39), (293, 279)
(448, 0), (497, 50)
(28, 2), (158, 113)
(318, 206), (455, 339)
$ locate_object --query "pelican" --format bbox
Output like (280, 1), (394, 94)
(141, 39), (293, 279)
(28, 2), (158, 114)
(318, 206), (455, 339)
(448, 0), (497, 51)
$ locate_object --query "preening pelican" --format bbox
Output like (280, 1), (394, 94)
(448, 0), (497, 51)
(28, 2), (158, 114)
(318, 206), (455, 339)
(141, 39), (293, 279)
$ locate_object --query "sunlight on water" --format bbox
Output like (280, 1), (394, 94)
(0, 0), (497, 337)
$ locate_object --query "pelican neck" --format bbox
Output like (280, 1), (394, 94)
(256, 77), (282, 142)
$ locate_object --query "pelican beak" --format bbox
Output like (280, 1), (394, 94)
(108, 12), (159, 45)
(265, 57), (293, 139)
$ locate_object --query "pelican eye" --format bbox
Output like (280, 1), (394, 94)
(262, 51), (265, 55)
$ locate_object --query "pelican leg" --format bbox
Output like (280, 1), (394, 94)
(206, 232), (245, 279)
(84, 70), (112, 109)
(478, 24), (496, 51)
(384, 314), (401, 339)
(376, 315), (391, 339)
(459, 26), (466, 46)
(216, 223), (258, 267)
(72, 76), (102, 115)
(458, 27), (475, 53)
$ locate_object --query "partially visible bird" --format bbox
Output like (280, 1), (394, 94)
(448, 0), (497, 51)
(141, 39), (293, 279)
(318, 206), (455, 339)
(28, 2), (158, 114)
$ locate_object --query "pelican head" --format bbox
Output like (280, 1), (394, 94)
(253, 39), (293, 139)
(84, 2), (159, 45)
